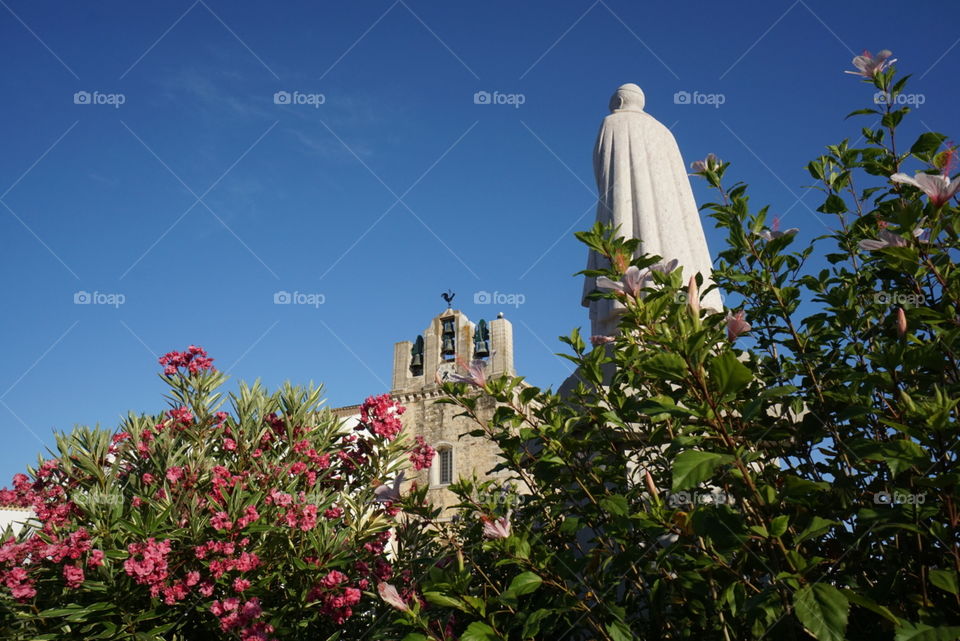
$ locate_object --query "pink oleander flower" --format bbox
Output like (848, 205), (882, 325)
(374, 470), (405, 504)
(87, 549), (105, 567)
(359, 394), (405, 441)
(725, 310), (751, 342)
(481, 511), (512, 540)
(165, 466), (184, 484)
(158, 345), (215, 376)
(891, 171), (960, 207)
(63, 564), (84, 589)
(845, 49), (896, 77)
(451, 357), (488, 388)
(409, 435), (435, 471)
(141, 473), (155, 485)
(858, 229), (912, 251)
(377, 582), (410, 612)
(690, 153), (722, 174)
(211, 512), (233, 531)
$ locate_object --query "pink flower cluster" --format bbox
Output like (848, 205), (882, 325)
(158, 345), (215, 376)
(194, 538), (261, 580)
(210, 596), (275, 640)
(306, 570), (363, 625)
(0, 528), (103, 602)
(409, 435), (436, 471)
(359, 394), (405, 441)
(266, 490), (320, 530)
(124, 538), (172, 596)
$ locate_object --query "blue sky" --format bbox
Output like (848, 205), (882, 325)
(1, 0), (957, 480)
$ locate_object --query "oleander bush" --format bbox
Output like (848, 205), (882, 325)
(0, 346), (422, 640)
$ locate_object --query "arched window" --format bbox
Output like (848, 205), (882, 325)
(436, 446), (453, 486)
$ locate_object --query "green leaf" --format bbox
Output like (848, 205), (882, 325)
(795, 517), (836, 544)
(882, 439), (928, 477)
(640, 352), (688, 380)
(793, 584), (849, 641)
(506, 571), (543, 597)
(817, 193), (848, 215)
(841, 590), (898, 624)
(769, 515), (789, 538)
(606, 620), (634, 641)
(895, 621), (960, 641)
(930, 569), (959, 596)
(671, 450), (734, 492)
(910, 132), (946, 157)
(422, 591), (468, 611)
(401, 635), (428, 641)
(709, 352), (752, 397)
(521, 609), (553, 639)
(461, 621), (499, 641)
(600, 494), (629, 517)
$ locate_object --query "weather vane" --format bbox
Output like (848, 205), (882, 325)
(441, 289), (456, 307)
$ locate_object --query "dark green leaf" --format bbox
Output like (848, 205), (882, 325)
(672, 451), (734, 492)
(793, 584), (849, 641)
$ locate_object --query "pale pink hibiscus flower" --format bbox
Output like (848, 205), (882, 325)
(596, 260), (680, 299)
(858, 229), (913, 251)
(377, 582), (410, 612)
(374, 470), (405, 504)
(481, 511), (512, 539)
(845, 50), (896, 77)
(755, 216), (798, 241)
(891, 172), (960, 207)
(690, 153), (722, 174)
(725, 310), (751, 342)
(451, 357), (488, 388)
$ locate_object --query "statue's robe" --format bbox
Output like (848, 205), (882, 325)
(583, 85), (723, 336)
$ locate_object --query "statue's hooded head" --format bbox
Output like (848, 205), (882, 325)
(609, 83), (645, 113)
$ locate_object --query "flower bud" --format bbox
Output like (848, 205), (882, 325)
(895, 307), (907, 338)
(686, 276), (700, 316)
(644, 470), (659, 498)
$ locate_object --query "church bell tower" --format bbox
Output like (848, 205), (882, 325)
(389, 304), (516, 512)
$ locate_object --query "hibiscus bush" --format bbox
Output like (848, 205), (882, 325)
(0, 346), (419, 640)
(381, 54), (960, 640)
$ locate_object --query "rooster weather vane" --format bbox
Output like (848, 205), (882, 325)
(441, 290), (456, 307)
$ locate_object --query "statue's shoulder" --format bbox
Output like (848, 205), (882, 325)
(602, 110), (664, 132)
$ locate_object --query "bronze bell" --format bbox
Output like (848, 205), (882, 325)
(441, 336), (456, 354)
(474, 340), (490, 358)
(411, 353), (423, 367)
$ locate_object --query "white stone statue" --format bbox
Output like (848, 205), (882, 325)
(582, 83), (723, 336)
